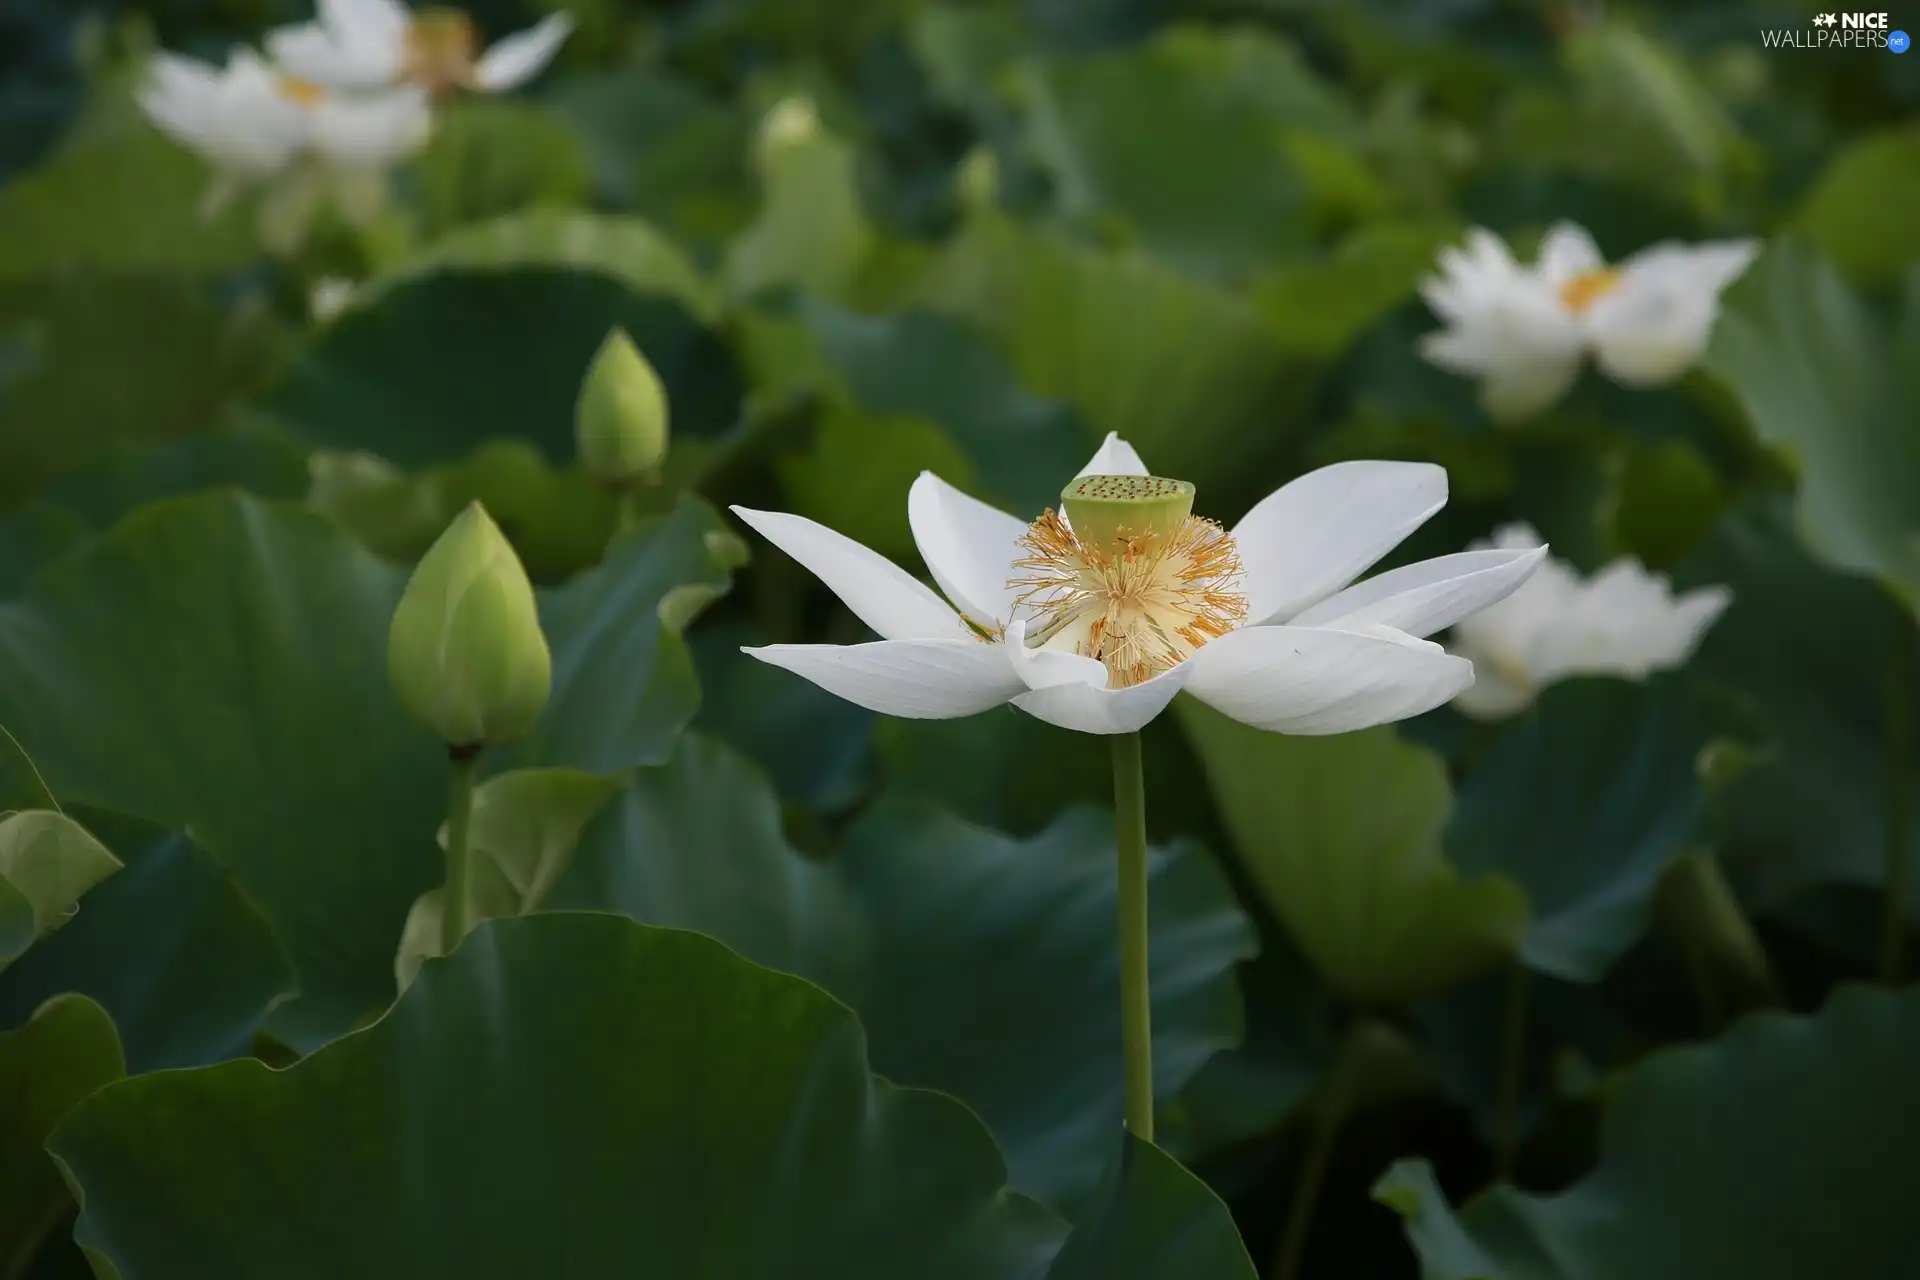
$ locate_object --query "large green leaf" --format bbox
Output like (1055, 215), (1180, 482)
(1021, 25), (1361, 279)
(52, 914), (1070, 1278)
(689, 623), (876, 812)
(257, 266), (741, 469)
(33, 422), (309, 532)
(544, 733), (1255, 1210)
(545, 68), (752, 229)
(0, 495), (442, 1047)
(369, 210), (717, 321)
(0, 119), (255, 279)
(1179, 697), (1528, 1005)
(777, 397), (978, 564)
(0, 813), (294, 1072)
(1377, 982), (1920, 1279)
(1682, 506), (1920, 913)
(912, 211), (1307, 506)
(724, 119), (877, 302)
(0, 810), (121, 967)
(412, 99), (592, 238)
(1249, 220), (1459, 360)
(1447, 678), (1715, 982)
(790, 300), (1090, 518)
(0, 493), (735, 1049)
(0, 275), (289, 504)
(0, 506), (81, 596)
(1793, 128), (1920, 285)
(0, 994), (123, 1278)
(1048, 1136), (1257, 1279)
(1705, 240), (1920, 614)
(503, 497), (744, 775)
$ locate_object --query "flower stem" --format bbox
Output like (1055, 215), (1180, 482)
(1112, 730), (1154, 1140)
(1494, 958), (1530, 1181)
(1271, 1028), (1362, 1280)
(1659, 850), (1776, 1022)
(1882, 623), (1914, 985)
(441, 747), (481, 954)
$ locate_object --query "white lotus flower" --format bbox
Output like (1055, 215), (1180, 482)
(140, 50), (314, 181)
(141, 50), (431, 181)
(731, 435), (1548, 737)
(141, 49), (429, 251)
(1420, 222), (1761, 422)
(1448, 524), (1733, 720)
(267, 0), (574, 96)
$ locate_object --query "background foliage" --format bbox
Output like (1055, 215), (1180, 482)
(1, 0), (1917, 1275)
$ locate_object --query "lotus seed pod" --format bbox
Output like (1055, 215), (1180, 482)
(575, 328), (669, 485)
(1062, 474), (1195, 552)
(388, 502), (552, 749)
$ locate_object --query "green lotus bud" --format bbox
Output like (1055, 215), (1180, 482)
(575, 328), (669, 485)
(1063, 474), (1195, 551)
(388, 502), (552, 750)
(957, 147), (999, 212)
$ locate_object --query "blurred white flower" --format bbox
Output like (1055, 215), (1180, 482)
(268, 0), (574, 96)
(1419, 222), (1761, 422)
(141, 49), (430, 250)
(140, 50), (312, 182)
(731, 434), (1547, 737)
(1448, 523), (1733, 720)
(310, 276), (359, 321)
(760, 95), (821, 147)
(142, 51), (431, 179)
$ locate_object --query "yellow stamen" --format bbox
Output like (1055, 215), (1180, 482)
(403, 10), (481, 95)
(277, 75), (327, 108)
(1009, 510), (1247, 689)
(1559, 267), (1623, 313)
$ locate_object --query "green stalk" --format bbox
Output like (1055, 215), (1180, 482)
(441, 748), (481, 954)
(1659, 851), (1776, 1021)
(1112, 731), (1154, 1140)
(1882, 625), (1914, 985)
(1271, 1030), (1360, 1280)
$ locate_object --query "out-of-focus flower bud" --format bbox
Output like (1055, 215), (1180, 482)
(574, 327), (669, 485)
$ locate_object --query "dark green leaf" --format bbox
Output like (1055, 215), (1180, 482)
(1377, 982), (1920, 1279)
(0, 494), (442, 1048)
(1682, 506), (1920, 914)
(0, 813), (294, 1072)
(0, 276), (288, 504)
(369, 210), (716, 322)
(503, 497), (743, 775)
(792, 300), (1090, 518)
(0, 121), (255, 279)
(1047, 1135), (1257, 1279)
(54, 914), (1075, 1277)
(1179, 696), (1527, 1005)
(412, 99), (592, 238)
(1705, 240), (1920, 613)
(1022, 26), (1359, 279)
(259, 267), (741, 470)
(0, 994), (123, 1276)
(1448, 678), (1715, 983)
(913, 211), (1308, 506)
(1794, 128), (1920, 285)
(546, 733), (1255, 1210)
